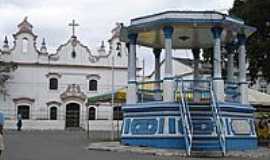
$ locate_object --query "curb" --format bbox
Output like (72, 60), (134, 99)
(88, 142), (270, 158)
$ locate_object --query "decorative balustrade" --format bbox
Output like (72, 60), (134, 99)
(175, 79), (211, 104)
(136, 79), (241, 106)
(136, 80), (163, 103)
(225, 81), (240, 103)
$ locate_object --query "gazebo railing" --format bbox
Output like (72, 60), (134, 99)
(210, 82), (226, 156)
(175, 79), (226, 155)
(137, 80), (163, 103)
(175, 79), (211, 104)
(225, 81), (240, 103)
(175, 78), (193, 156)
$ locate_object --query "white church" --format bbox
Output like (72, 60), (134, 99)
(0, 17), (130, 129)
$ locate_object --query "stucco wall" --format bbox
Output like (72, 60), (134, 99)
(4, 120), (65, 130)
(4, 120), (122, 131)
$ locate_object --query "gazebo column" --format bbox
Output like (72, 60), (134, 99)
(153, 48), (162, 100)
(192, 48), (201, 102)
(211, 27), (224, 102)
(226, 44), (235, 82)
(162, 26), (174, 102)
(127, 33), (138, 104)
(237, 34), (248, 104)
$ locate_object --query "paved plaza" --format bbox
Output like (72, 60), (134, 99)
(1, 130), (269, 160)
(3, 130), (180, 160)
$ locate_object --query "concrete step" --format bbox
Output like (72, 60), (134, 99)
(192, 138), (221, 151)
(191, 119), (215, 132)
(225, 90), (240, 95)
(192, 140), (221, 151)
(192, 145), (221, 151)
(192, 139), (219, 145)
(225, 85), (238, 89)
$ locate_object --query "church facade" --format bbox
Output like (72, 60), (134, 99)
(0, 18), (129, 129)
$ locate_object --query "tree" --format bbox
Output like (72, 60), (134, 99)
(202, 0), (270, 83)
(0, 60), (17, 97)
(229, 0), (270, 83)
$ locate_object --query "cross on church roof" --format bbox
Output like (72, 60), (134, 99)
(68, 19), (79, 38)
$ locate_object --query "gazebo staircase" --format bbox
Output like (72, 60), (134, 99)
(177, 79), (226, 156)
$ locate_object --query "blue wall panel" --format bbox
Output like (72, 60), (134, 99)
(226, 138), (257, 150)
(168, 118), (176, 134)
(121, 137), (186, 149)
(158, 118), (164, 134)
(131, 119), (158, 135)
(178, 119), (183, 134)
(124, 119), (131, 134)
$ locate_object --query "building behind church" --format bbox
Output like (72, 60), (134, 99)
(0, 18), (130, 130)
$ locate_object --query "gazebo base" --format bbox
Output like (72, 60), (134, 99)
(121, 101), (257, 151)
(121, 137), (257, 151)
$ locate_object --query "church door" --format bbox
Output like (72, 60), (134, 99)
(66, 103), (80, 128)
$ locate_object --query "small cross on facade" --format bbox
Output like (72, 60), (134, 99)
(68, 19), (79, 37)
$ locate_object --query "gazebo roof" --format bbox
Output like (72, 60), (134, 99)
(120, 11), (256, 49)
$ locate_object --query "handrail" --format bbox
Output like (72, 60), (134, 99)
(137, 80), (163, 84)
(175, 79), (211, 83)
(177, 79), (193, 156)
(209, 82), (226, 156)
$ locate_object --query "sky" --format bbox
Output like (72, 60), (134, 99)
(0, 0), (235, 74)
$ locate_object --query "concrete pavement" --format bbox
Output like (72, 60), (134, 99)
(3, 130), (270, 160)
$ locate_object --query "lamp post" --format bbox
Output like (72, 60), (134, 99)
(111, 55), (115, 141)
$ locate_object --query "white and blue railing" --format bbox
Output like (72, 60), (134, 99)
(175, 79), (193, 156)
(210, 82), (226, 156)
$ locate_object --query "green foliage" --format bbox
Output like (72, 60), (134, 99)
(0, 61), (17, 73)
(202, 48), (213, 63)
(230, 0), (270, 82)
(0, 61), (17, 97)
(202, 0), (270, 83)
(0, 61), (17, 85)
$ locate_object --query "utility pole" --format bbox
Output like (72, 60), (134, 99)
(87, 108), (89, 139)
(141, 58), (145, 103)
(111, 55), (115, 141)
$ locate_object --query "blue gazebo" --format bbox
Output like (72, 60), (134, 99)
(120, 11), (257, 156)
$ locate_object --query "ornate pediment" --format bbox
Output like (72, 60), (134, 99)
(13, 17), (37, 39)
(51, 37), (100, 63)
(13, 97), (35, 104)
(86, 74), (101, 80)
(46, 72), (62, 78)
(46, 101), (62, 106)
(60, 84), (86, 102)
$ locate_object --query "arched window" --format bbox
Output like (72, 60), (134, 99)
(113, 106), (123, 120)
(88, 107), (96, 120)
(50, 107), (57, 120)
(22, 38), (28, 53)
(17, 105), (30, 119)
(49, 78), (58, 90)
(89, 80), (97, 91)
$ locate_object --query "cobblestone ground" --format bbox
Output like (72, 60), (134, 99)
(2, 130), (269, 160)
